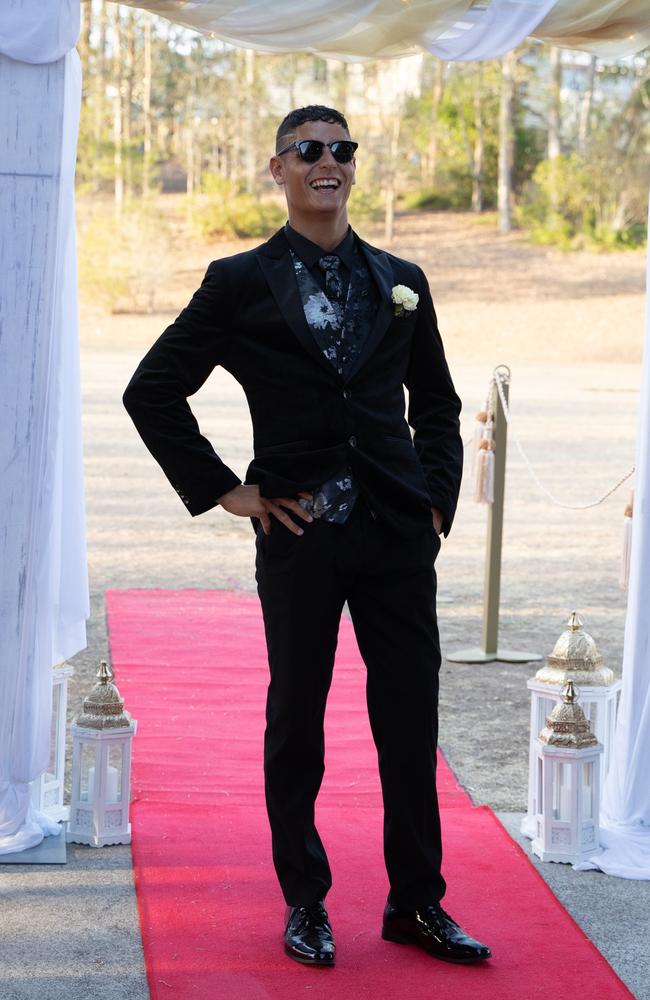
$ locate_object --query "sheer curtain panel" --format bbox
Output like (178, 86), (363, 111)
(0, 40), (87, 854)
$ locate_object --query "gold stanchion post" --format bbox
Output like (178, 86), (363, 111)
(448, 365), (542, 664)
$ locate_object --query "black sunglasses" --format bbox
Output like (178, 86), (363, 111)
(276, 139), (358, 164)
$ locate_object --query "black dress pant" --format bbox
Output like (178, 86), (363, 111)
(255, 498), (446, 909)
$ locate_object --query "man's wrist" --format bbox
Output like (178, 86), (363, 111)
(431, 506), (445, 535)
(218, 482), (244, 505)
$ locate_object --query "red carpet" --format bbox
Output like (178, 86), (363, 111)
(106, 589), (632, 1000)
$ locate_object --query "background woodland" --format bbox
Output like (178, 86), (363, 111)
(77, 1), (650, 312)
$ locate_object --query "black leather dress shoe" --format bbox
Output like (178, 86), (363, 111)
(382, 902), (491, 964)
(284, 900), (335, 966)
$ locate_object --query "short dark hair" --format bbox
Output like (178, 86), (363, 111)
(275, 105), (350, 153)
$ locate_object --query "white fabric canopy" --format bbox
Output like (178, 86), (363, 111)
(424, 0), (559, 61)
(535, 0), (650, 57)
(1, 0), (650, 874)
(119, 0), (650, 58)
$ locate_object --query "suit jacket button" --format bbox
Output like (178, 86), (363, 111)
(348, 435), (357, 447)
(343, 389), (351, 400)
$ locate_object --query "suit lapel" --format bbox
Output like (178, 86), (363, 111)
(345, 240), (394, 382)
(256, 229), (396, 383)
(257, 232), (339, 379)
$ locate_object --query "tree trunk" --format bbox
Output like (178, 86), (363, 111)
(287, 55), (298, 110)
(426, 58), (445, 189)
(612, 193), (631, 234)
(547, 47), (562, 161)
(243, 49), (257, 196)
(498, 50), (516, 234)
(142, 13), (152, 196)
(78, 1), (92, 102)
(578, 55), (597, 153)
(335, 61), (349, 118)
(384, 115), (401, 245)
(187, 117), (195, 198)
(111, 6), (123, 216)
(548, 46), (562, 212)
(123, 8), (135, 198)
(186, 79), (197, 198)
(472, 64), (484, 213)
(230, 100), (241, 189)
(92, 0), (108, 192)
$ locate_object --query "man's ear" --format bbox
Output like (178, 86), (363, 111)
(269, 155), (285, 185)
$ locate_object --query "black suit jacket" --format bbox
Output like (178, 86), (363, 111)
(123, 227), (463, 538)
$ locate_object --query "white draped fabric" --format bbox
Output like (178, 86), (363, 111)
(424, 0), (559, 61)
(119, 0), (650, 58)
(535, 0), (650, 57)
(1, 0), (649, 874)
(574, 197), (650, 879)
(0, 40), (88, 854)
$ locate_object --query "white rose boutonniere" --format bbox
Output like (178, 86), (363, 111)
(391, 284), (419, 317)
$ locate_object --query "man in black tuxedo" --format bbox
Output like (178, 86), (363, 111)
(123, 105), (491, 967)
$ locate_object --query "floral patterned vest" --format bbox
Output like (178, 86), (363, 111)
(290, 244), (379, 522)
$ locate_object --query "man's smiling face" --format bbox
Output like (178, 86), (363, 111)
(270, 119), (356, 221)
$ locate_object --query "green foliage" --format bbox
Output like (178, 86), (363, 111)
(76, 106), (161, 198)
(77, 201), (174, 312)
(348, 187), (384, 222)
(611, 224), (647, 248)
(348, 157), (384, 221)
(519, 154), (591, 240)
(400, 59), (502, 211)
(403, 181), (470, 212)
(76, 118), (120, 196)
(519, 153), (648, 250)
(191, 174), (284, 238)
(402, 190), (452, 212)
(513, 123), (547, 192)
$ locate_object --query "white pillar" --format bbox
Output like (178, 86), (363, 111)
(0, 45), (88, 855)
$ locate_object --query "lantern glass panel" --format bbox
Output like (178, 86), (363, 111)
(80, 742), (95, 802)
(582, 761), (594, 820)
(46, 685), (60, 781)
(107, 745), (124, 803)
(538, 697), (555, 733)
(552, 761), (573, 821)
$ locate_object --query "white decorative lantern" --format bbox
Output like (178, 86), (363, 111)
(66, 661), (137, 847)
(30, 661), (74, 822)
(532, 680), (603, 864)
(521, 612), (620, 839)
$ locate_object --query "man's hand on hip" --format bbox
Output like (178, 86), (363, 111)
(431, 507), (444, 536)
(218, 484), (314, 536)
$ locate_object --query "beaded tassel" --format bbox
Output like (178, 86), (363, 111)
(471, 410), (488, 477)
(473, 418), (495, 504)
